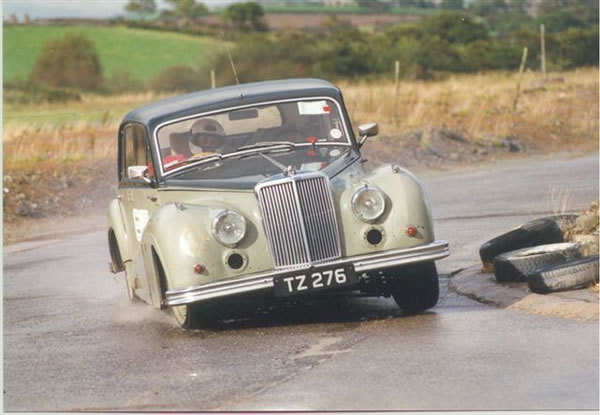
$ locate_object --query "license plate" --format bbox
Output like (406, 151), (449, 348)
(273, 264), (357, 297)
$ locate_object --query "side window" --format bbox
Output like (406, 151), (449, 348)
(135, 125), (155, 178)
(120, 124), (153, 182)
(124, 127), (136, 173)
(133, 125), (148, 166)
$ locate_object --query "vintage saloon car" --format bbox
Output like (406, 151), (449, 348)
(107, 78), (449, 328)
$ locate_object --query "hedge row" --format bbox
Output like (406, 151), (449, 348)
(210, 14), (599, 84)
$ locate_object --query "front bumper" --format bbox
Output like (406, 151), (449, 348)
(163, 240), (449, 307)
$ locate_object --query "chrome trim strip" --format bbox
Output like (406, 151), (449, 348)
(163, 240), (449, 306)
(257, 178), (310, 267)
(297, 174), (342, 263)
(290, 174), (313, 263)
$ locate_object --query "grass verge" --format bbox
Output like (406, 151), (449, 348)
(4, 68), (598, 167)
(341, 67), (599, 153)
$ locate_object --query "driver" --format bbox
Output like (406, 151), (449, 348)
(189, 119), (225, 156)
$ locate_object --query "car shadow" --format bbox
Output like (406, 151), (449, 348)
(187, 293), (425, 332)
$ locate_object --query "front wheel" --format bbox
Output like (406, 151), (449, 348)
(153, 251), (216, 329)
(390, 261), (439, 314)
(171, 303), (218, 329)
(172, 304), (197, 329)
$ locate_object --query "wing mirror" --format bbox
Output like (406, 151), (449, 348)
(358, 123), (379, 148)
(128, 165), (152, 184)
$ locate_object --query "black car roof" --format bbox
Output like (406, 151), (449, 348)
(122, 78), (343, 132)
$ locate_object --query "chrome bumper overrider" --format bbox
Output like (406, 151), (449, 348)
(163, 240), (449, 307)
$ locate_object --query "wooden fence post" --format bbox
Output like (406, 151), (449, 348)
(540, 24), (546, 78)
(394, 60), (400, 120)
(211, 69), (216, 89)
(513, 47), (528, 112)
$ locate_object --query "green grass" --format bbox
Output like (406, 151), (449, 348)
(3, 25), (222, 82)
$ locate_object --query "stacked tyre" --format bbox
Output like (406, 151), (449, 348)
(479, 218), (565, 271)
(493, 243), (581, 282)
(528, 255), (599, 294)
(479, 217), (599, 293)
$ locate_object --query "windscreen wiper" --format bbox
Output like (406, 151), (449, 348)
(165, 153), (223, 174)
(182, 153), (222, 165)
(235, 141), (297, 151)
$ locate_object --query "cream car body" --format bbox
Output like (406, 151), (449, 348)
(107, 79), (449, 328)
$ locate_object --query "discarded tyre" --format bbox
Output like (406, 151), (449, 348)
(528, 255), (599, 294)
(493, 242), (581, 282)
(479, 218), (564, 270)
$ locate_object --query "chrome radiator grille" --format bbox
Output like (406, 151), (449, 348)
(256, 174), (342, 269)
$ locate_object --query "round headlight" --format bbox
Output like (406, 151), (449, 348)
(212, 210), (247, 247)
(351, 185), (386, 223)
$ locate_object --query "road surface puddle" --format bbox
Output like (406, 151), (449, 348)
(293, 336), (352, 360)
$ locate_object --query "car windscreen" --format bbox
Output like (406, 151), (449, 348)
(155, 98), (352, 177)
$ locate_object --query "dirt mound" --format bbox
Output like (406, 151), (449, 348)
(3, 159), (117, 241)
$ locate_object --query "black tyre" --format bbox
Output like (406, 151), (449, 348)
(528, 255), (599, 294)
(493, 242), (581, 282)
(172, 302), (219, 329)
(391, 261), (439, 314)
(153, 250), (219, 329)
(479, 218), (564, 268)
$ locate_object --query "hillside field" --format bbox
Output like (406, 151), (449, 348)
(3, 25), (222, 82)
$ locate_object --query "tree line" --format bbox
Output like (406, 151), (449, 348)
(125, 0), (267, 31)
(111, 0), (600, 85)
(210, 10), (598, 85)
(5, 0), (598, 102)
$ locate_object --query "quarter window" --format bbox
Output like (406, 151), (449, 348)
(120, 124), (153, 181)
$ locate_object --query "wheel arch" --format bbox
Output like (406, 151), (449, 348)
(151, 244), (169, 309)
(141, 232), (171, 309)
(108, 228), (125, 273)
(107, 198), (132, 264)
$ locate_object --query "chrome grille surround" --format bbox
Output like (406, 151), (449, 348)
(256, 172), (342, 269)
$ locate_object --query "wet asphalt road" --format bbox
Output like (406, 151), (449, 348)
(3, 154), (599, 411)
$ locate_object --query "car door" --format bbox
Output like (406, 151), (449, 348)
(118, 123), (160, 304)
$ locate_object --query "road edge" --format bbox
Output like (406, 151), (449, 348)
(449, 265), (599, 322)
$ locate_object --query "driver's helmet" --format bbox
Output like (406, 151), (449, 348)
(189, 119), (224, 153)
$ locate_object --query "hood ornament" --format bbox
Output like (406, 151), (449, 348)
(284, 165), (296, 176)
(259, 152), (296, 176)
